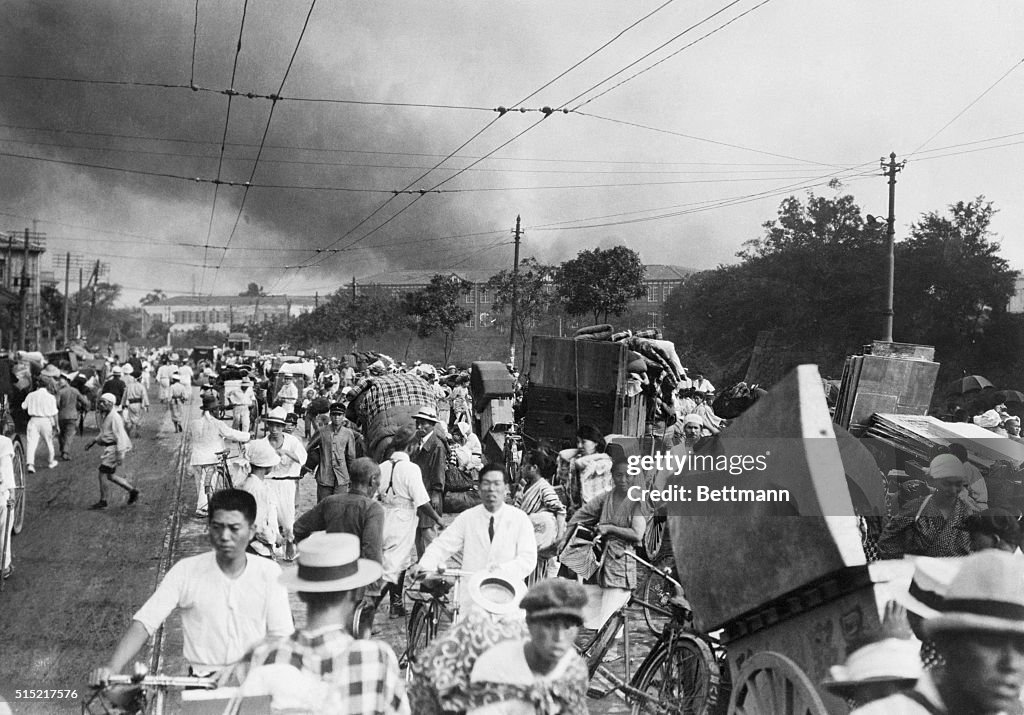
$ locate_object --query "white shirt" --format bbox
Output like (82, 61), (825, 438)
(262, 434), (306, 479)
(379, 452), (430, 508)
(469, 639), (579, 715)
(419, 503), (537, 583)
(22, 388), (58, 418)
(133, 552), (293, 671)
(177, 365), (194, 387)
(190, 413), (250, 466)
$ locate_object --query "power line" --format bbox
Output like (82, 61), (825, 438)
(199, 0), (250, 295)
(210, 0), (318, 288)
(570, 0), (776, 111)
(190, 0), (200, 87)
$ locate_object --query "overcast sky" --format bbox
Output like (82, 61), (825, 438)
(1, 1), (1022, 306)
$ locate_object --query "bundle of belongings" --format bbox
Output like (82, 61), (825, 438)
(572, 324), (685, 422)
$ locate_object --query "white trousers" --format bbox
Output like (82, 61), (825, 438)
(0, 497), (13, 569)
(26, 417), (55, 467)
(267, 479), (297, 541)
(232, 405), (250, 434)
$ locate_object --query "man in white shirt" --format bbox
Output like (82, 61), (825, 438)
(256, 406), (307, 561)
(412, 463), (536, 613)
(22, 379), (59, 473)
(176, 362), (194, 388)
(276, 374), (300, 415)
(88, 489), (293, 685)
(189, 393), (251, 517)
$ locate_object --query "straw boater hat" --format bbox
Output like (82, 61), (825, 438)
(280, 532), (382, 593)
(923, 550), (1024, 637)
(264, 406), (289, 424)
(466, 570), (527, 616)
(111, 366), (122, 375)
(122, 364), (134, 376)
(896, 556), (964, 619)
(41, 364), (61, 378)
(247, 440), (281, 469)
(412, 407), (440, 423)
(821, 638), (921, 696)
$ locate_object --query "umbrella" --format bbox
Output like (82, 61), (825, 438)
(997, 390), (1024, 404)
(947, 375), (994, 395)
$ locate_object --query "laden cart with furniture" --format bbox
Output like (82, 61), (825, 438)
(664, 365), (908, 715)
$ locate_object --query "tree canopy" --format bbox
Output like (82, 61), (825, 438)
(485, 257), (557, 350)
(402, 274), (472, 363)
(556, 246), (646, 323)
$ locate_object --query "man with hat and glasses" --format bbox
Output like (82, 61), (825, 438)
(853, 550), (1024, 714)
(236, 532), (410, 714)
(411, 407), (449, 557)
(189, 393), (251, 518)
(90, 490), (293, 689)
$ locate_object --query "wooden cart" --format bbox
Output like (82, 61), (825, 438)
(666, 365), (910, 715)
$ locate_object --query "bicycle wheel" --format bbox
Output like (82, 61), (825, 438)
(404, 601), (436, 683)
(630, 634), (720, 715)
(643, 554), (678, 636)
(11, 436), (26, 535)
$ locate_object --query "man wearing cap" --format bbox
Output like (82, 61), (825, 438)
(167, 373), (190, 432)
(852, 550), (1024, 714)
(225, 377), (255, 434)
(100, 366), (127, 406)
(304, 402), (359, 502)
(21, 377), (59, 473)
(87, 393), (138, 509)
(412, 407), (449, 557)
(258, 406), (307, 561)
(413, 463), (537, 614)
(276, 373), (299, 415)
(90, 490), (293, 688)
(189, 393), (251, 518)
(237, 533), (410, 714)
(120, 369), (149, 439)
(55, 372), (90, 460)
(877, 453), (974, 559)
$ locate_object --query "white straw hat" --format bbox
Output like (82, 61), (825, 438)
(280, 532), (382, 593)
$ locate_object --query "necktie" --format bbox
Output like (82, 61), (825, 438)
(488, 516), (495, 542)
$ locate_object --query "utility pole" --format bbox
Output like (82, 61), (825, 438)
(62, 251), (70, 347)
(351, 275), (357, 300)
(88, 260), (100, 338)
(314, 291), (319, 309)
(76, 267), (83, 339)
(18, 229), (29, 350)
(880, 152), (905, 343)
(509, 215), (522, 366)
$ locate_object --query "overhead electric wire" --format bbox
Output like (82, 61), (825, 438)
(190, 0), (200, 87)
(909, 55), (1024, 157)
(199, 0), (250, 295)
(209, 0), (318, 288)
(569, 0), (776, 111)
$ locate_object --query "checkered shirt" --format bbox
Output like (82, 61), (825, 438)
(244, 628), (410, 715)
(349, 374), (435, 423)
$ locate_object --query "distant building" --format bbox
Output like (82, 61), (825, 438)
(355, 264), (694, 330)
(140, 294), (318, 335)
(0, 230), (56, 350)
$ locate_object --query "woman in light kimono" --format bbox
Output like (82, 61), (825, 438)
(514, 450), (566, 586)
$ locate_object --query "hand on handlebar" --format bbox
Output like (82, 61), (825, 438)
(88, 666), (113, 688)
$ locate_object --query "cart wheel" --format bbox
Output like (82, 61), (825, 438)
(727, 652), (829, 715)
(630, 633), (720, 715)
(12, 437), (26, 535)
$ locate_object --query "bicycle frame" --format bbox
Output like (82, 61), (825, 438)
(400, 568), (473, 677)
(85, 672), (216, 715)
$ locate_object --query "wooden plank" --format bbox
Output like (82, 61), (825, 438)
(869, 341), (935, 361)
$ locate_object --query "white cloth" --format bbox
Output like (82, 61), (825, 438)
(0, 436), (15, 570)
(267, 479), (297, 541)
(189, 414), (250, 466)
(25, 417), (55, 467)
(418, 503), (537, 612)
(468, 640), (578, 715)
(277, 382), (299, 412)
(379, 452), (430, 583)
(177, 365), (194, 388)
(133, 551), (293, 672)
(235, 473), (281, 548)
(22, 388), (58, 418)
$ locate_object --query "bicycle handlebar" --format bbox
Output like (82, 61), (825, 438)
(102, 674), (217, 689)
(625, 551), (684, 592)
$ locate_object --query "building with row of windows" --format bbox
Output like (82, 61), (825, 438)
(140, 294), (318, 334)
(356, 264), (694, 330)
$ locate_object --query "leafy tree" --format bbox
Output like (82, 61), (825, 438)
(401, 274), (472, 363)
(556, 246), (646, 324)
(239, 282), (266, 297)
(486, 257), (557, 351)
(140, 288), (166, 306)
(342, 293), (398, 345)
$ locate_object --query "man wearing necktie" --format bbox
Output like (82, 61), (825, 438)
(412, 463), (537, 616)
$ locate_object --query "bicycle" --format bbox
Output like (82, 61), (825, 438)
(83, 663), (216, 715)
(579, 551), (728, 715)
(198, 446), (245, 513)
(398, 567), (473, 683)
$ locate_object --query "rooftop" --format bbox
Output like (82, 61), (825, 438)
(150, 295), (318, 307)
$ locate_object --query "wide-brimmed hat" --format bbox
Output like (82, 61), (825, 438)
(110, 366), (122, 375)
(896, 556), (964, 619)
(519, 578), (588, 625)
(170, 372), (181, 381)
(412, 408), (439, 423)
(41, 364), (61, 378)
(122, 364), (134, 376)
(264, 406), (289, 424)
(923, 550), (1024, 636)
(821, 638), (921, 696)
(280, 532), (382, 593)
(247, 440), (281, 469)
(466, 571), (526, 616)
